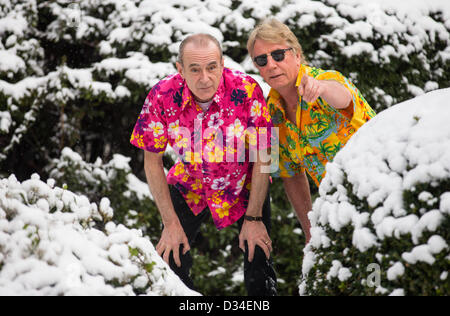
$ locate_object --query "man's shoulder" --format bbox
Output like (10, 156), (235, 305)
(223, 67), (258, 87)
(304, 64), (326, 78)
(150, 73), (184, 96)
(305, 64), (346, 81)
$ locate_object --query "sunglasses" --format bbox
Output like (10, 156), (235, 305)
(253, 48), (293, 67)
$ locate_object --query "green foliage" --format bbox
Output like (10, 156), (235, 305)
(301, 175), (450, 296)
(47, 148), (162, 244)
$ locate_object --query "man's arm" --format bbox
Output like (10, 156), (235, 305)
(282, 171), (313, 243)
(239, 151), (272, 262)
(299, 75), (352, 110)
(144, 150), (190, 267)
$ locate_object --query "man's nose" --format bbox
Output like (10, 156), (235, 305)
(199, 70), (210, 83)
(265, 55), (278, 69)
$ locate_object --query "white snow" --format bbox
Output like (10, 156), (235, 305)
(352, 227), (378, 252)
(387, 262), (405, 281)
(302, 88), (450, 295)
(0, 50), (26, 75)
(389, 289), (405, 296)
(0, 175), (199, 296)
(0, 111), (12, 133)
(326, 260), (352, 282)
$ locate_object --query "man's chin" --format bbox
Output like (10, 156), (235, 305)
(268, 78), (289, 91)
(194, 93), (214, 103)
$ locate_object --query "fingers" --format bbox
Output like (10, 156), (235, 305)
(182, 239), (191, 255)
(305, 84), (319, 103)
(248, 241), (255, 263)
(247, 239), (272, 262)
(162, 246), (173, 266)
(258, 240), (271, 260)
(298, 75), (322, 103)
(298, 83), (304, 96)
(264, 239), (273, 254)
(158, 245), (182, 267)
(240, 221), (272, 262)
(239, 235), (245, 253)
(157, 239), (190, 268)
(172, 246), (182, 268)
(156, 240), (163, 257)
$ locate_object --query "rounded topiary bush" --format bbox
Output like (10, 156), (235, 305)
(300, 88), (450, 296)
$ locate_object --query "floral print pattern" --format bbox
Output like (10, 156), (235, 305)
(268, 64), (376, 186)
(130, 68), (273, 230)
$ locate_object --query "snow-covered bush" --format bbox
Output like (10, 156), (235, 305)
(47, 147), (162, 244)
(0, 174), (199, 295)
(0, 0), (44, 83)
(300, 88), (450, 296)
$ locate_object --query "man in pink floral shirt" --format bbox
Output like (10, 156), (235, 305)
(130, 34), (277, 295)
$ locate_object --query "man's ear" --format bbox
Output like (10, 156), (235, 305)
(295, 50), (302, 67)
(176, 61), (184, 78)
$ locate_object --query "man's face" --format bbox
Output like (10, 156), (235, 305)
(176, 42), (224, 103)
(252, 38), (301, 92)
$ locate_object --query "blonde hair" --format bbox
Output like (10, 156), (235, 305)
(247, 18), (307, 64)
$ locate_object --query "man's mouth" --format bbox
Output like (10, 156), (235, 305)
(269, 74), (283, 80)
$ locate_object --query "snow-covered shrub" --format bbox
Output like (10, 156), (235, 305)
(0, 0), (44, 82)
(47, 147), (162, 244)
(0, 174), (199, 295)
(300, 88), (450, 296)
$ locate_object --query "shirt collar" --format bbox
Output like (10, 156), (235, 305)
(267, 64), (307, 113)
(180, 68), (227, 112)
(267, 88), (284, 113)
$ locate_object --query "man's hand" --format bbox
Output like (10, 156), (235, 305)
(298, 74), (325, 103)
(239, 220), (272, 262)
(156, 221), (190, 267)
(298, 74), (352, 109)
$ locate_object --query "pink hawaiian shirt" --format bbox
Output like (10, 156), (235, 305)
(130, 68), (273, 230)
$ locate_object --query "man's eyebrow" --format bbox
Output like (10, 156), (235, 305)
(188, 61), (218, 68)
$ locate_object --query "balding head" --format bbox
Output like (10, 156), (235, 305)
(178, 34), (223, 66)
(175, 34), (224, 103)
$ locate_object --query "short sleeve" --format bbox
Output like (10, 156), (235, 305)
(130, 89), (169, 153)
(315, 70), (376, 129)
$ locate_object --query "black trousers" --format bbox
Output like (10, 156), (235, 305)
(167, 185), (277, 296)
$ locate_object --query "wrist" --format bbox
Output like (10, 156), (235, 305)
(162, 212), (181, 227)
(244, 215), (263, 222)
